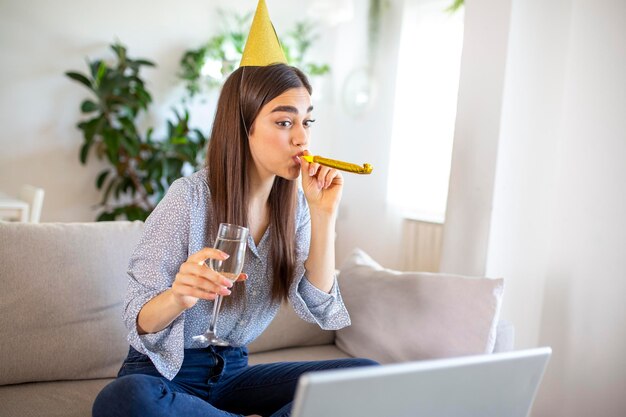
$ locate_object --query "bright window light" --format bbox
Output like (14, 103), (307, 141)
(387, 0), (464, 223)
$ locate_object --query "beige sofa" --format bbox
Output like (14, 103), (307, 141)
(0, 221), (513, 417)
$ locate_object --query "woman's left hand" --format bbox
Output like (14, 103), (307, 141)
(300, 151), (343, 215)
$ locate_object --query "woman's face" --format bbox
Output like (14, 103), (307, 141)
(248, 87), (314, 181)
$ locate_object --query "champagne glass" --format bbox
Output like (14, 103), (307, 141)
(192, 223), (248, 346)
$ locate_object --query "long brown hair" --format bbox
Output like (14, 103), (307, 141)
(206, 64), (312, 302)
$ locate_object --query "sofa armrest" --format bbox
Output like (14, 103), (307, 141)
(492, 319), (515, 353)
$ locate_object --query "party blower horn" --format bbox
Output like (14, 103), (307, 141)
(301, 155), (373, 175)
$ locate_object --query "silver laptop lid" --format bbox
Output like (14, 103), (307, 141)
(292, 347), (551, 417)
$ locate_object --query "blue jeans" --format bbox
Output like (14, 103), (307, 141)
(93, 345), (378, 417)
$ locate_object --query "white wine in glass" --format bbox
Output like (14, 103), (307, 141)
(192, 223), (248, 346)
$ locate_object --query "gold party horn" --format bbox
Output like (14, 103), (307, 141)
(302, 155), (373, 175)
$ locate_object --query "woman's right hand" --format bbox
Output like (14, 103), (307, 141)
(137, 248), (249, 335)
(171, 247), (244, 309)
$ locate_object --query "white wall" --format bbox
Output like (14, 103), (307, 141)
(439, 0), (512, 276)
(332, 0), (405, 269)
(446, 0), (626, 415)
(532, 1), (626, 415)
(486, 0), (572, 359)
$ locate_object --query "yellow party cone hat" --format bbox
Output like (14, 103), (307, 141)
(239, 0), (287, 67)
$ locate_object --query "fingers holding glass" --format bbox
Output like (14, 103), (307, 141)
(192, 260), (235, 289)
(193, 223), (249, 346)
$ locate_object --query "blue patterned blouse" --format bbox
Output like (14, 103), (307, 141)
(123, 170), (350, 380)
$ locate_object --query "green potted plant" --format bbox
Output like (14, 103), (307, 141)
(66, 43), (207, 221)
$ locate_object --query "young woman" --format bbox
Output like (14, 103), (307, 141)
(92, 64), (377, 417)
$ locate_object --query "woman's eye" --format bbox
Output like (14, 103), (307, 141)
(304, 119), (316, 128)
(277, 121), (292, 127)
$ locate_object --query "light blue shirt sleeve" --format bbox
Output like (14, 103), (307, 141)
(288, 192), (351, 330)
(123, 178), (191, 379)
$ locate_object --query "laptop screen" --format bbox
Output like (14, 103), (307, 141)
(292, 347), (551, 417)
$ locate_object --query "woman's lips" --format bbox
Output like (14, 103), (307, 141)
(293, 151), (307, 165)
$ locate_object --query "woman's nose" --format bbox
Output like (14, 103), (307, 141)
(291, 125), (308, 147)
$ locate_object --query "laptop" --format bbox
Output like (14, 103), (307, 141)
(292, 347), (551, 417)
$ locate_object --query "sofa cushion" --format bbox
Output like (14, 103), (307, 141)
(335, 249), (504, 364)
(248, 301), (335, 354)
(0, 378), (112, 417)
(0, 221), (143, 385)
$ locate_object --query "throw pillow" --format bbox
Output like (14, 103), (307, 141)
(335, 248), (504, 364)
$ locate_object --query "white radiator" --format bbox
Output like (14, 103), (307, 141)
(402, 218), (444, 272)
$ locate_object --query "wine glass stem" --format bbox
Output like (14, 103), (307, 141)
(208, 295), (224, 336)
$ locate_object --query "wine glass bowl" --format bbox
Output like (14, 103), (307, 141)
(192, 223), (248, 346)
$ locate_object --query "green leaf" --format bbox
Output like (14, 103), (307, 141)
(146, 127), (154, 143)
(166, 120), (175, 137)
(103, 130), (121, 165)
(80, 100), (99, 113)
(66, 71), (93, 90)
(304, 63), (331, 76)
(136, 89), (152, 108)
(83, 116), (106, 145)
(118, 116), (136, 134)
(96, 211), (116, 222)
(102, 177), (117, 204)
(94, 61), (107, 89)
(79, 142), (90, 164)
(446, 0), (465, 13)
(142, 179), (154, 195)
(171, 136), (188, 145)
(111, 43), (127, 63)
(121, 177), (134, 194)
(96, 170), (110, 189)
(122, 135), (140, 157)
(89, 60), (102, 79)
(122, 205), (150, 222)
(133, 59), (156, 67)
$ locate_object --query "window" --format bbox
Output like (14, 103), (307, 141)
(387, 0), (464, 223)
